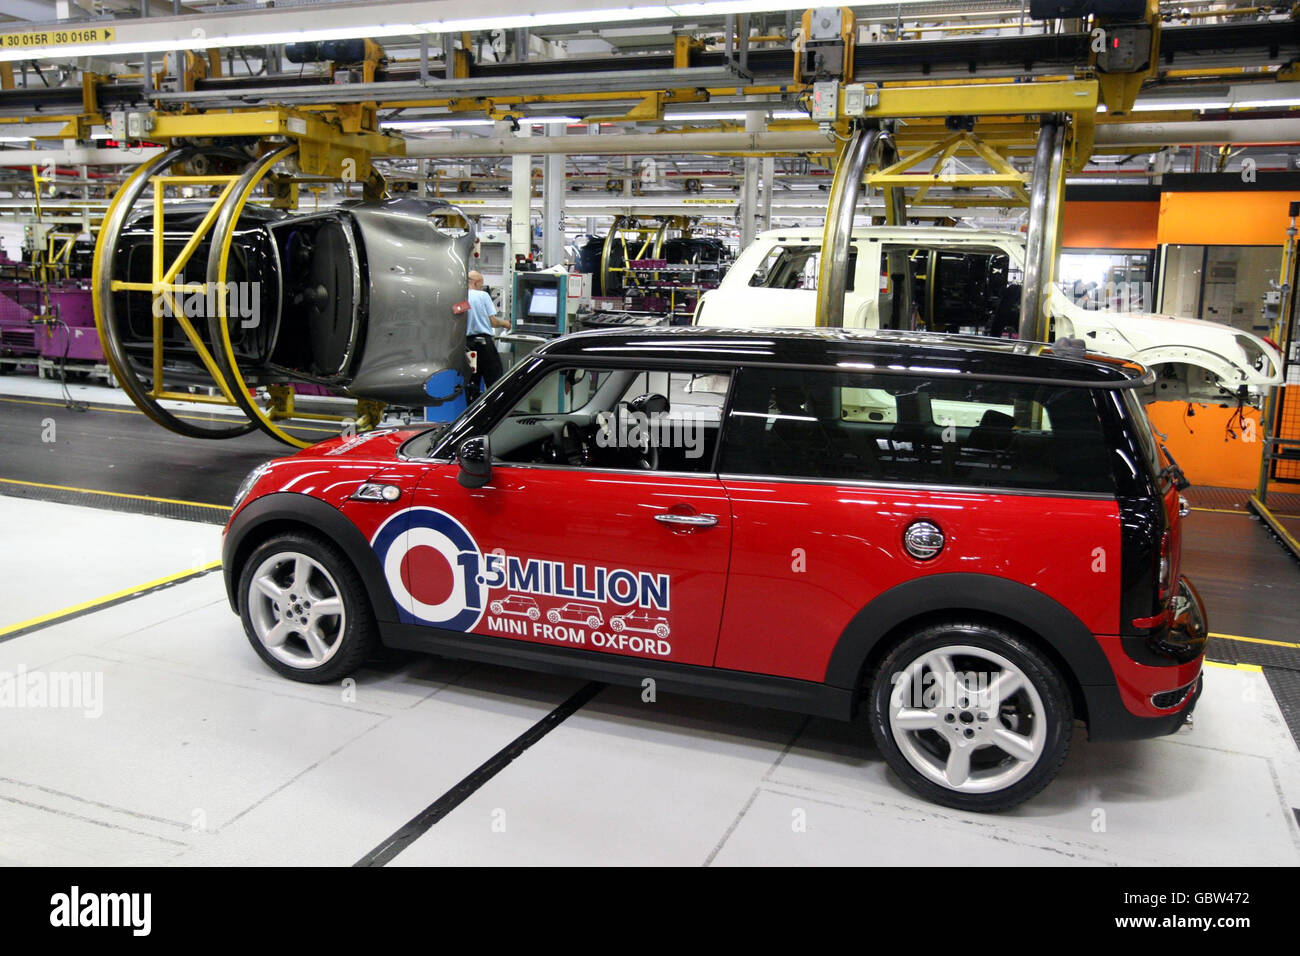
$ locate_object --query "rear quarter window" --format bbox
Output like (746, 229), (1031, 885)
(719, 366), (1115, 494)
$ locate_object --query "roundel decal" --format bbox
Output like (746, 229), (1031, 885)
(372, 507), (485, 631)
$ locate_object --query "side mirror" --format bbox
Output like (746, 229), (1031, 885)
(457, 435), (492, 488)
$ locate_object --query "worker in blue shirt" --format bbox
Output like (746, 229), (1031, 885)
(466, 270), (509, 398)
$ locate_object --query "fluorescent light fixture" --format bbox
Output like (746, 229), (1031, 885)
(1229, 82), (1300, 109)
(662, 110), (806, 120)
(0, 1), (908, 63)
(1232, 95), (1300, 108)
(1130, 98), (1231, 112)
(383, 116), (580, 130)
(0, 121), (74, 140)
(383, 119), (496, 128)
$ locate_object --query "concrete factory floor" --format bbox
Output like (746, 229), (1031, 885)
(0, 378), (1298, 866)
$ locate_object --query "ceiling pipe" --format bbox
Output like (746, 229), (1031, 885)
(0, 147), (166, 165)
(1095, 119), (1300, 148)
(405, 130), (834, 157)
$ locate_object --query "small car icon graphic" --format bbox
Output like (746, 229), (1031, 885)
(610, 611), (671, 639)
(547, 602), (603, 628)
(489, 594), (541, 620)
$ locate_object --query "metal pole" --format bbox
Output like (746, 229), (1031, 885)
(510, 121), (532, 263)
(1036, 122), (1068, 340)
(816, 125), (880, 328)
(741, 110), (763, 247)
(760, 155), (775, 233)
(1019, 121), (1057, 341)
(543, 125), (566, 267)
(141, 0), (153, 96)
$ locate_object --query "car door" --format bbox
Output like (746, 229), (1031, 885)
(400, 363), (735, 667)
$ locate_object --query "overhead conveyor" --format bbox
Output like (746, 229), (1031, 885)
(812, 79), (1098, 336)
(91, 110), (409, 448)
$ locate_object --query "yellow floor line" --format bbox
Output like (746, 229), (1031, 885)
(1190, 506), (1249, 514)
(0, 476), (231, 511)
(1209, 631), (1300, 650)
(0, 395), (339, 434)
(0, 559), (223, 638)
(1204, 660), (1263, 673)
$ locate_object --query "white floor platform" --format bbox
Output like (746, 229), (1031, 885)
(2, 499), (1298, 866)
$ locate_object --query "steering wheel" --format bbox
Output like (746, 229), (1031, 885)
(558, 421), (588, 466)
(624, 393), (668, 471)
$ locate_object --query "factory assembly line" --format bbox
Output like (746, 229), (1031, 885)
(0, 0), (1298, 903)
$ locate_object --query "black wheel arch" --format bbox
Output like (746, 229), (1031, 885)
(825, 573), (1115, 716)
(222, 492), (400, 623)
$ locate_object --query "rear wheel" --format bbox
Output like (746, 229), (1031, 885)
(238, 531), (376, 683)
(867, 621), (1072, 812)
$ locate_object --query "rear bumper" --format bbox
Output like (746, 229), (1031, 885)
(1086, 576), (1207, 741)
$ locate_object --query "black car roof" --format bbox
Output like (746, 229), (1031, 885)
(538, 326), (1150, 389)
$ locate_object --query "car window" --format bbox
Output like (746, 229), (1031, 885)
(488, 365), (731, 474)
(718, 366), (1113, 494)
(748, 244), (857, 291)
(881, 244), (1022, 337)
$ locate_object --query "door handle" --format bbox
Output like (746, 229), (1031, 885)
(654, 512), (719, 528)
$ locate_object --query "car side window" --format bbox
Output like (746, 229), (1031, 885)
(488, 365), (731, 473)
(747, 245), (857, 291)
(718, 366), (1114, 494)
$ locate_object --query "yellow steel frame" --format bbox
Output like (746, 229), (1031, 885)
(601, 217), (670, 296)
(93, 145), (386, 446)
(207, 145), (389, 446)
(868, 130), (1029, 206)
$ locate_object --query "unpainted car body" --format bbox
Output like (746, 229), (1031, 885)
(694, 227), (1282, 403)
(110, 196), (475, 407)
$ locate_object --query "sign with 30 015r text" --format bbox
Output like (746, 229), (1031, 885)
(1, 26), (116, 50)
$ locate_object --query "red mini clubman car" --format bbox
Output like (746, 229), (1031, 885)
(223, 327), (1207, 811)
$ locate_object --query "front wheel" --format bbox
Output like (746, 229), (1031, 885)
(238, 531), (377, 683)
(867, 621), (1073, 812)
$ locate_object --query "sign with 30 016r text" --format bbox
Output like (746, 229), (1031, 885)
(1, 26), (116, 50)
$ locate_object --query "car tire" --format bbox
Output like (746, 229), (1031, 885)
(654, 624), (669, 638)
(238, 531), (377, 684)
(587, 616), (601, 628)
(866, 621), (1073, 812)
(527, 607), (540, 621)
(490, 600), (504, 614)
(547, 610), (561, 623)
(610, 618), (625, 632)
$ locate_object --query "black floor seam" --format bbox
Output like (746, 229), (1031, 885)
(0, 483), (230, 525)
(354, 681), (605, 867)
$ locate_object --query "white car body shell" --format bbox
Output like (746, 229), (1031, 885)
(694, 227), (1283, 395)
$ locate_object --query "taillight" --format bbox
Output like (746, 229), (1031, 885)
(1131, 530), (1175, 630)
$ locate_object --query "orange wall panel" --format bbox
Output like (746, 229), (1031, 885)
(1146, 401), (1264, 490)
(1062, 201), (1160, 249)
(1157, 191), (1300, 246)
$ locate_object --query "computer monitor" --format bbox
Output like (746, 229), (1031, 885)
(528, 286), (559, 320)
